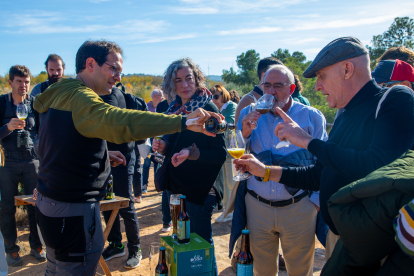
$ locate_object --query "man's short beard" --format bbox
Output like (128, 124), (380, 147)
(48, 75), (61, 85)
(271, 97), (289, 114)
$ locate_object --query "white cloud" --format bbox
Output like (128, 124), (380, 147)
(173, 7), (219, 14)
(137, 33), (198, 43)
(218, 26), (281, 36)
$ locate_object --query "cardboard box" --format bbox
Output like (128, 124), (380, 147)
(160, 233), (214, 276)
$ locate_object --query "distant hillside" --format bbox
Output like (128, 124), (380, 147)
(207, 75), (222, 82)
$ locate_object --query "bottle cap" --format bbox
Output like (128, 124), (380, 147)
(180, 195), (186, 199)
(242, 229), (250, 234)
(160, 247), (165, 250)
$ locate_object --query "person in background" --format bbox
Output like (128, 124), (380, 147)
(31, 54), (65, 97)
(394, 198), (414, 260)
(229, 89), (240, 104)
(371, 59), (414, 90)
(100, 86), (147, 269)
(141, 89), (165, 198)
(0, 65), (45, 266)
(153, 58), (226, 276)
(235, 57), (283, 124)
(292, 75), (310, 106)
(210, 84), (237, 222)
(378, 46), (414, 66)
(0, 145), (7, 276)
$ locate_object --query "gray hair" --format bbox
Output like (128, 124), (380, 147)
(162, 58), (205, 103)
(263, 65), (295, 84)
(151, 89), (163, 98)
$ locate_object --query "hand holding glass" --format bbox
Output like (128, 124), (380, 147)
(16, 103), (28, 132)
(226, 130), (251, 181)
(151, 136), (164, 157)
(249, 94), (274, 128)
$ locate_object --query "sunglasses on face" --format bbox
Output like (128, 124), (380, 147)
(213, 93), (222, 100)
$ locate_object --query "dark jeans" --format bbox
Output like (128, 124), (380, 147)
(0, 151), (41, 253)
(132, 146), (142, 197)
(102, 153), (140, 252)
(142, 156), (159, 186)
(162, 190), (172, 225)
(316, 211), (329, 248)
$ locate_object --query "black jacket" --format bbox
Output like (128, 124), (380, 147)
(164, 101), (227, 205)
(280, 80), (414, 234)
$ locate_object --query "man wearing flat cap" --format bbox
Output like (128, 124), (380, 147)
(234, 36), (414, 261)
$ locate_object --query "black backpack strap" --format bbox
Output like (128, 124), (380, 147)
(40, 81), (49, 93)
(116, 82), (126, 93)
(0, 95), (6, 123)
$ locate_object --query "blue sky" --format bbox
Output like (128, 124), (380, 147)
(1, 0), (413, 77)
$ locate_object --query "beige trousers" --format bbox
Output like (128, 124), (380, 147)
(222, 157), (236, 206)
(245, 193), (317, 276)
(325, 229), (340, 262)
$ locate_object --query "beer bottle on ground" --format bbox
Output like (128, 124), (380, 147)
(155, 246), (168, 276)
(105, 174), (114, 200)
(205, 118), (236, 134)
(237, 229), (254, 275)
(177, 195), (190, 243)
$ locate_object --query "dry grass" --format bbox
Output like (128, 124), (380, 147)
(15, 206), (29, 226)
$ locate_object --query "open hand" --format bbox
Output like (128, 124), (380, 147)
(186, 108), (225, 137)
(109, 151), (126, 167)
(171, 149), (189, 167)
(274, 107), (313, 149)
(241, 111), (260, 138)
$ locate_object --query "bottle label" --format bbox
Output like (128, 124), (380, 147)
(178, 220), (190, 240)
(237, 263), (253, 276)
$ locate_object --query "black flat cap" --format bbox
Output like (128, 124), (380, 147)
(303, 37), (368, 78)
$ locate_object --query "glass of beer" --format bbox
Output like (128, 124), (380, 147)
(225, 130), (251, 181)
(249, 94), (274, 129)
(170, 194), (181, 239)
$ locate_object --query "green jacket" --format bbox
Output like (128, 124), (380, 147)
(322, 150), (414, 276)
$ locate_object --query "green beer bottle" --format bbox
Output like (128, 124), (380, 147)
(177, 195), (190, 243)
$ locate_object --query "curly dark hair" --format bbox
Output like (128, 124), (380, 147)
(9, 65), (31, 81)
(76, 40), (123, 74)
(162, 58), (205, 103)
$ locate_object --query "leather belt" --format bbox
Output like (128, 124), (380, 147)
(247, 189), (309, 207)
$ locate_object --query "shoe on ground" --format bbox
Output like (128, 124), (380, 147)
(6, 252), (23, 266)
(279, 253), (286, 270)
(134, 196), (142, 203)
(102, 243), (125, 261)
(215, 212), (233, 223)
(161, 223), (172, 232)
(30, 247), (46, 262)
(231, 252), (238, 272)
(124, 248), (142, 269)
(142, 185), (148, 193)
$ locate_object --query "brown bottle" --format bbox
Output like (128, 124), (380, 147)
(155, 247), (168, 276)
(205, 118), (236, 134)
(177, 195), (190, 243)
(237, 229), (254, 275)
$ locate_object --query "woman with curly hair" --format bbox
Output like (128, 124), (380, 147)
(153, 58), (226, 275)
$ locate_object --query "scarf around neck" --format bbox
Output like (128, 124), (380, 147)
(166, 87), (212, 116)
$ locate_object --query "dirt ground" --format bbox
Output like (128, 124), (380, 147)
(8, 165), (326, 276)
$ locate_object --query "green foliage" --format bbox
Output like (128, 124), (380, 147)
(223, 82), (254, 97)
(367, 17), (414, 69)
(222, 49), (260, 86)
(32, 71), (48, 85)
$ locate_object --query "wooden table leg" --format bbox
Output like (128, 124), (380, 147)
(99, 208), (120, 276)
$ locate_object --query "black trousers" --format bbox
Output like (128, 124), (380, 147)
(0, 151), (42, 253)
(102, 152), (140, 252)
